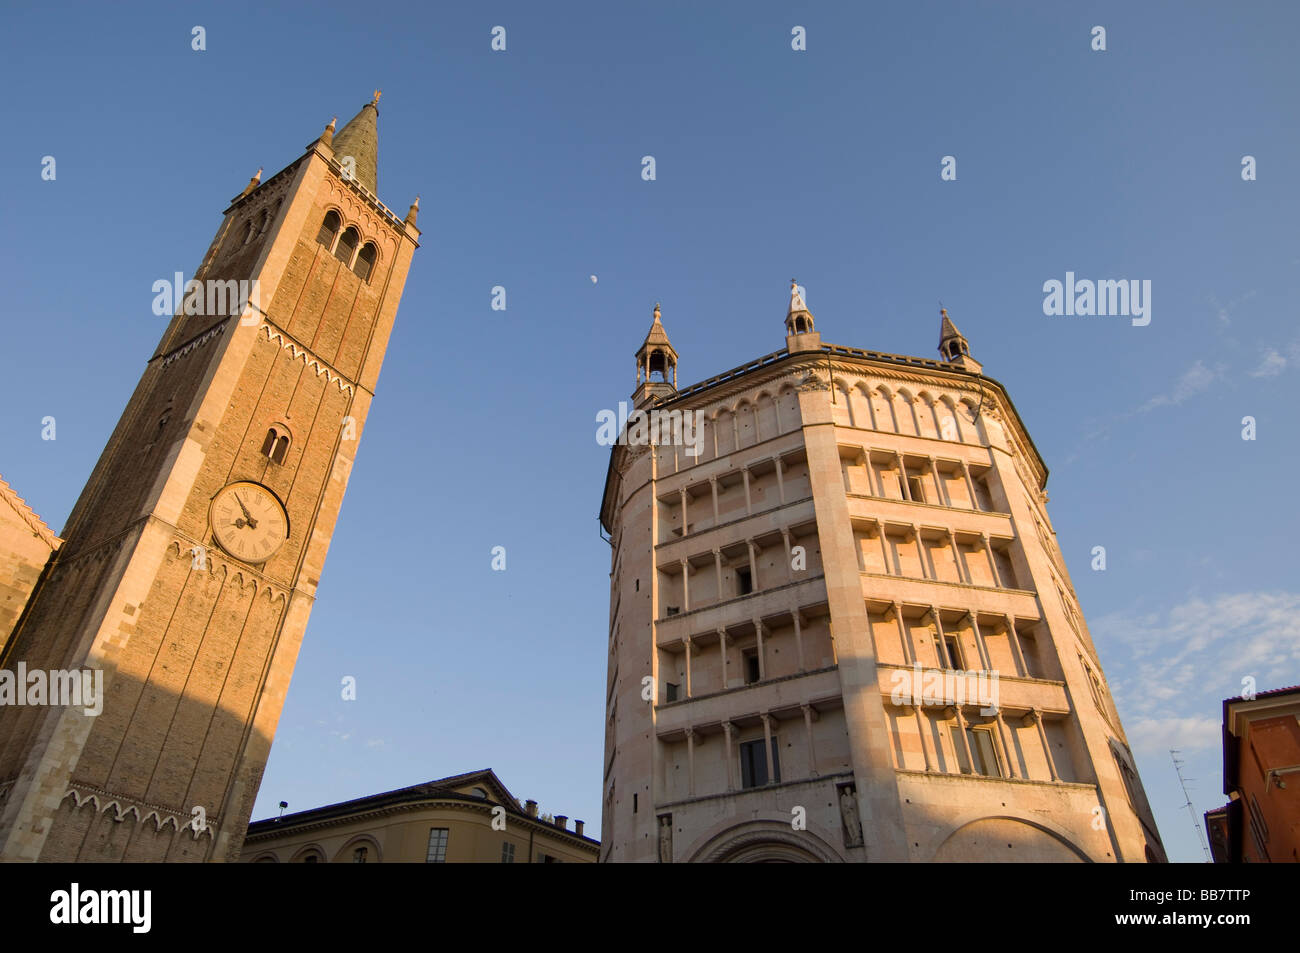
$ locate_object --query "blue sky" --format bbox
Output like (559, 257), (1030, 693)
(1, 1), (1297, 862)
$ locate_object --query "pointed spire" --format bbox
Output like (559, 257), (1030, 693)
(405, 195), (420, 226)
(785, 279), (818, 347)
(320, 116), (337, 147)
(634, 302), (678, 406)
(641, 302), (673, 349)
(332, 92), (380, 194)
(937, 306), (980, 371)
(236, 167), (262, 200)
(788, 279), (810, 318)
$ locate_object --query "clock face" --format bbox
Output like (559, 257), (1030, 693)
(209, 481), (288, 564)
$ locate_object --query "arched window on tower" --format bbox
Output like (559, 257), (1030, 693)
(261, 426), (291, 465)
(647, 349), (667, 382)
(354, 242), (377, 281)
(335, 226), (359, 266)
(316, 210), (341, 250)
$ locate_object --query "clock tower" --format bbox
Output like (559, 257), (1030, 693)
(0, 93), (420, 861)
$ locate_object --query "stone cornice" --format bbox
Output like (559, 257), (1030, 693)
(0, 472), (61, 549)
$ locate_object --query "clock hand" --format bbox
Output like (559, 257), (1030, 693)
(233, 493), (258, 529)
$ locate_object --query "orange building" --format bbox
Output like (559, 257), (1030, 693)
(1206, 685), (1300, 863)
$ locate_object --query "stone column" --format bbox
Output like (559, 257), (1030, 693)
(718, 627), (729, 689)
(960, 459), (978, 510)
(915, 705), (935, 771)
(995, 710), (1019, 779)
(1028, 708), (1059, 781)
(713, 548), (723, 603)
(892, 602), (915, 665)
(895, 451), (910, 500)
(913, 525), (930, 580)
(878, 520), (892, 575)
(685, 727), (696, 796)
(754, 618), (767, 681)
(981, 533), (1003, 588)
(709, 476), (720, 525)
(951, 706), (975, 774)
(683, 636), (693, 698)
(775, 455), (785, 503)
(928, 456), (946, 506)
(746, 539), (759, 592)
(781, 528), (794, 583)
(802, 704), (819, 777)
(761, 712), (776, 784)
(679, 487), (689, 536)
(947, 529), (967, 583)
(932, 607), (954, 669)
(742, 466), (752, 515)
(967, 611), (992, 671)
(1004, 613), (1028, 677)
(791, 610), (806, 672)
(680, 559), (690, 612)
(722, 721), (735, 791)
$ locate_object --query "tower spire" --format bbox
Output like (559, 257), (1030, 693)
(785, 279), (821, 353)
(633, 302), (678, 407)
(332, 92), (380, 194)
(938, 307), (981, 372)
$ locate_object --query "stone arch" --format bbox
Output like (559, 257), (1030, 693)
(777, 385), (800, 431)
(735, 399), (757, 448)
(956, 397), (988, 445)
(831, 379), (854, 427)
(715, 407), (737, 456)
(914, 390), (939, 438)
(686, 818), (846, 863)
(289, 842), (329, 863)
(755, 390), (780, 440)
(894, 387), (921, 436)
(849, 383), (874, 430)
(935, 395), (964, 442)
(871, 385), (897, 433)
(335, 834), (383, 863)
(931, 815), (1094, 863)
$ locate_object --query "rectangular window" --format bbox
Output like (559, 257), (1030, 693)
(501, 841), (516, 863)
(949, 725), (971, 774)
(740, 737), (781, 788)
(665, 682), (679, 702)
(743, 649), (760, 685)
(736, 567), (753, 596)
(968, 726), (1002, 778)
(943, 635), (963, 670)
(907, 475), (925, 503)
(425, 828), (449, 863)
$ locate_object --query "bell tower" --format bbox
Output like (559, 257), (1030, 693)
(632, 303), (678, 409)
(0, 94), (420, 861)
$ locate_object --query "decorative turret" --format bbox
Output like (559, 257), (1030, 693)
(332, 91), (381, 194)
(785, 279), (822, 353)
(937, 307), (981, 372)
(633, 302), (678, 408)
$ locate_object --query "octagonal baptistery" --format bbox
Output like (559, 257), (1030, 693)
(597, 285), (1164, 864)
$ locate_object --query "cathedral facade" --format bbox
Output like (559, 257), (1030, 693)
(598, 285), (1165, 862)
(0, 95), (419, 861)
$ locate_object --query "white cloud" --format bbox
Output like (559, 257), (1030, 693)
(1249, 348), (1287, 378)
(1092, 591), (1300, 755)
(1136, 360), (1219, 413)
